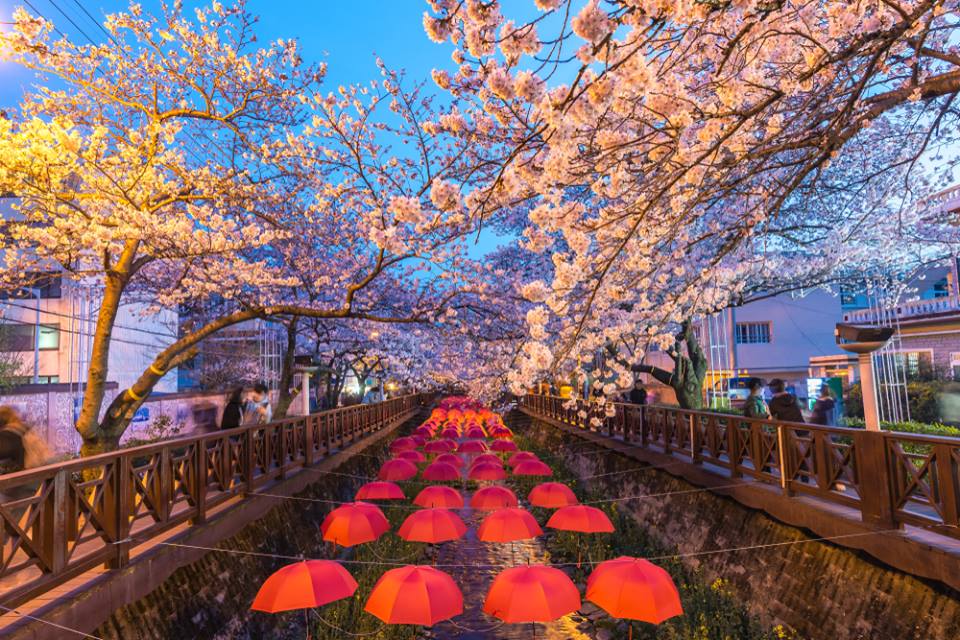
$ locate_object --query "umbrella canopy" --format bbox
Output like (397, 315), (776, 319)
(470, 486), (519, 511)
(513, 460), (553, 477)
(355, 481), (405, 501)
(483, 565), (581, 623)
(321, 502), (390, 546)
(465, 427), (487, 439)
(410, 434), (427, 446)
(435, 453), (464, 468)
(378, 458), (419, 481)
(389, 437), (418, 453)
(251, 560), (357, 613)
(586, 557), (683, 624)
(397, 449), (426, 463)
(414, 426), (433, 438)
(440, 428), (461, 439)
(477, 508), (543, 542)
(472, 453), (503, 467)
(490, 440), (518, 452)
(507, 451), (539, 467)
(398, 508), (468, 543)
(547, 505), (615, 533)
(457, 440), (488, 453)
(424, 440), (453, 454)
(468, 462), (508, 481)
(528, 482), (579, 508)
(414, 485), (465, 509)
(364, 565), (463, 626)
(422, 461), (461, 482)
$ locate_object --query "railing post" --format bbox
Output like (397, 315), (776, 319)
(192, 439), (208, 524)
(243, 428), (255, 492)
(690, 415), (701, 463)
(934, 443), (960, 528)
(728, 419), (742, 477)
(777, 426), (793, 496)
(40, 468), (68, 574)
(854, 430), (898, 528)
(305, 417), (315, 466)
(107, 455), (131, 569)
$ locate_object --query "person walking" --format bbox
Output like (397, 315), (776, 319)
(221, 387), (245, 430)
(768, 378), (804, 422)
(245, 382), (273, 425)
(810, 385), (836, 426)
(743, 379), (770, 419)
(0, 407), (50, 475)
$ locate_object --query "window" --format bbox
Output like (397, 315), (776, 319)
(9, 375), (59, 385)
(735, 322), (771, 344)
(0, 273), (62, 299)
(0, 323), (60, 352)
(951, 352), (960, 381)
(892, 351), (933, 380)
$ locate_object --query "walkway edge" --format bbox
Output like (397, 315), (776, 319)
(1, 409), (419, 640)
(522, 408), (960, 593)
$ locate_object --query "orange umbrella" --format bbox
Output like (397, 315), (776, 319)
(422, 461), (461, 481)
(507, 451), (539, 466)
(398, 508), (467, 543)
(355, 481), (405, 501)
(251, 560), (357, 613)
(321, 502), (390, 546)
(414, 485), (464, 509)
(468, 461), (507, 481)
(477, 508), (543, 542)
(546, 505), (614, 533)
(513, 460), (553, 477)
(470, 486), (519, 510)
(364, 565), (463, 626)
(378, 458), (418, 481)
(483, 565), (581, 622)
(528, 482), (578, 508)
(586, 557), (683, 627)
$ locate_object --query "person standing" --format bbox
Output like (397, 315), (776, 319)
(629, 382), (648, 406)
(743, 379), (770, 419)
(0, 407), (50, 475)
(768, 378), (804, 422)
(245, 382), (273, 425)
(221, 387), (245, 430)
(810, 385), (836, 426)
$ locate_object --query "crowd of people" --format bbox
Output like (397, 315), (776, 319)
(743, 378), (836, 426)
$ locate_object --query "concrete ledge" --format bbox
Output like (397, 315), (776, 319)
(2, 410), (420, 640)
(523, 409), (960, 593)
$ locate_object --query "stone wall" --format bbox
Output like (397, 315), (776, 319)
(518, 415), (960, 640)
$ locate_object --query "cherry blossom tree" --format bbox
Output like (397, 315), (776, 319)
(423, 0), (960, 394)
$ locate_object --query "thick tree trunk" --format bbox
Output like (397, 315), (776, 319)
(631, 320), (707, 411)
(273, 318), (299, 419)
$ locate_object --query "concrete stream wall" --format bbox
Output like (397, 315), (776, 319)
(518, 415), (960, 640)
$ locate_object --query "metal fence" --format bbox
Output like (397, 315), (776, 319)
(0, 394), (429, 608)
(519, 395), (960, 539)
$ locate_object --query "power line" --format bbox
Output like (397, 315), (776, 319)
(68, 0), (119, 47)
(45, 0), (97, 46)
(21, 0), (66, 39)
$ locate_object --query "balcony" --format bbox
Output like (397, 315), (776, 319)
(842, 295), (960, 324)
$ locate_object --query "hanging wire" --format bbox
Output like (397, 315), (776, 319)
(0, 604), (104, 640)
(311, 610), (386, 637)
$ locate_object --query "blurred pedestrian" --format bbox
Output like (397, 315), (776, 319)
(0, 407), (50, 475)
(743, 379), (770, 419)
(810, 385), (836, 426)
(629, 381), (647, 406)
(245, 382), (273, 424)
(221, 387), (245, 430)
(768, 378), (804, 422)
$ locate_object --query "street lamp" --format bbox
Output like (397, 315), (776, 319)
(835, 323), (894, 431)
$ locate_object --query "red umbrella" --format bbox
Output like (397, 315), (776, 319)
(378, 458), (418, 481)
(507, 451), (539, 466)
(321, 502), (389, 546)
(465, 427), (487, 439)
(478, 508), (543, 542)
(424, 440), (452, 454)
(457, 440), (488, 453)
(389, 437), (417, 453)
(414, 485), (464, 509)
(468, 462), (508, 481)
(547, 505), (614, 533)
(528, 482), (578, 508)
(422, 461), (461, 481)
(435, 452), (464, 468)
(355, 481), (405, 501)
(440, 428), (460, 439)
(251, 560), (357, 613)
(513, 460), (553, 477)
(483, 565), (581, 622)
(414, 426), (433, 438)
(470, 486), (519, 510)
(397, 449), (426, 463)
(410, 434), (427, 446)
(364, 565), (463, 626)
(490, 440), (518, 452)
(587, 557), (683, 628)
(398, 508), (467, 543)
(472, 453), (503, 467)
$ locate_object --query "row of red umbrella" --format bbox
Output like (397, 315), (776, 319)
(378, 451), (552, 482)
(253, 557), (681, 627)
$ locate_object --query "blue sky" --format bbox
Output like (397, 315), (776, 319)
(0, 0), (511, 256)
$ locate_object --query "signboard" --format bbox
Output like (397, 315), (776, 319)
(132, 406), (150, 423)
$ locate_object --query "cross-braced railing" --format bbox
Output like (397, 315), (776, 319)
(0, 394), (429, 608)
(519, 394), (960, 539)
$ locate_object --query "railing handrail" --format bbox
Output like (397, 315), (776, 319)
(0, 394), (423, 485)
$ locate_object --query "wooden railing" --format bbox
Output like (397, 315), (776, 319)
(0, 394), (429, 608)
(520, 395), (960, 539)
